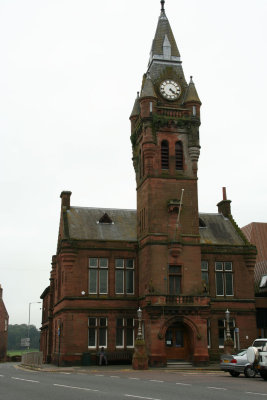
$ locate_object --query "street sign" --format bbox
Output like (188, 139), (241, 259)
(21, 338), (30, 347)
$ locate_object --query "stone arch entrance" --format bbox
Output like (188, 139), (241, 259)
(163, 317), (195, 361)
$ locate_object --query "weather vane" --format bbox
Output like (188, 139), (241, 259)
(161, 0), (165, 13)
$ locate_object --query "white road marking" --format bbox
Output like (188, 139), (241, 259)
(176, 382), (192, 386)
(208, 386), (227, 391)
(11, 377), (39, 383)
(54, 384), (99, 392)
(110, 375), (120, 378)
(129, 377), (140, 380)
(149, 379), (163, 383)
(60, 372), (71, 374)
(246, 392), (267, 396)
(125, 395), (161, 400)
(0, 375), (4, 377)
(95, 374), (104, 376)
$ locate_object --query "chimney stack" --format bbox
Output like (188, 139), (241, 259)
(217, 187), (232, 218)
(60, 191), (72, 210)
(0, 284), (3, 300)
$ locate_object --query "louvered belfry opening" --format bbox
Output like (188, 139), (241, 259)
(161, 140), (169, 169)
(175, 141), (183, 170)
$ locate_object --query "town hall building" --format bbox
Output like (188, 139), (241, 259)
(40, 1), (258, 366)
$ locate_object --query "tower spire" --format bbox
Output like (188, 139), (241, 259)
(161, 0), (165, 13)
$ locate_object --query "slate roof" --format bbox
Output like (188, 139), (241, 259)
(199, 213), (245, 246)
(150, 11), (180, 58)
(65, 207), (245, 246)
(66, 207), (137, 241)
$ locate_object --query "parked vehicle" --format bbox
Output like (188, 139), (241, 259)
(220, 350), (257, 378)
(247, 338), (267, 381)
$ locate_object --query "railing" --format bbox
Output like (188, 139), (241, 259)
(157, 107), (189, 118)
(165, 295), (209, 306)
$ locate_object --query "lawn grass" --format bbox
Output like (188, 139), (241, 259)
(7, 349), (40, 356)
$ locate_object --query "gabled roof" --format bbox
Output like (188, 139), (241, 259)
(62, 206), (245, 246)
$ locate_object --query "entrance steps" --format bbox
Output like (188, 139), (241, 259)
(166, 360), (192, 369)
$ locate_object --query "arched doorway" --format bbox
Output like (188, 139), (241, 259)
(165, 320), (191, 361)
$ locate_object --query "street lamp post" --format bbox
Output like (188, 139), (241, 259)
(224, 308), (234, 355)
(27, 301), (41, 350)
(137, 307), (143, 340)
(225, 309), (231, 340)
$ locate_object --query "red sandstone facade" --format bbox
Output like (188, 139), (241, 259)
(40, 2), (258, 366)
(0, 285), (9, 362)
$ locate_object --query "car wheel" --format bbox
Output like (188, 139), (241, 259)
(259, 370), (267, 381)
(229, 371), (240, 377)
(244, 366), (256, 378)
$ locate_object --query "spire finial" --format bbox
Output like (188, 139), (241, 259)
(161, 0), (165, 13)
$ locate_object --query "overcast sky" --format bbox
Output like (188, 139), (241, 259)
(0, 0), (266, 329)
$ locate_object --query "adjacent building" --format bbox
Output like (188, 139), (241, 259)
(242, 223), (267, 338)
(40, 1), (258, 366)
(0, 285), (9, 361)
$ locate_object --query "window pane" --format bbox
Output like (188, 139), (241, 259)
(169, 275), (181, 294)
(216, 272), (224, 295)
(88, 328), (96, 347)
(99, 270), (108, 293)
(99, 328), (107, 347)
(169, 266), (181, 274)
(99, 258), (108, 268)
(201, 261), (208, 271)
(117, 318), (123, 327)
(89, 258), (97, 268)
(89, 317), (96, 326)
(201, 271), (209, 289)
(126, 259), (134, 269)
(218, 320), (225, 346)
(116, 327), (123, 346)
(225, 272), (233, 295)
(126, 327), (134, 346)
(116, 270), (124, 293)
(99, 318), (107, 327)
(89, 269), (97, 293)
(225, 262), (232, 271)
(115, 259), (124, 268)
(126, 318), (133, 327)
(126, 270), (134, 294)
(215, 262), (223, 271)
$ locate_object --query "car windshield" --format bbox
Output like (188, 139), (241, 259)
(253, 340), (267, 349)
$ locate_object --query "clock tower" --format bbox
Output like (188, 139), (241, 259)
(130, 1), (208, 365)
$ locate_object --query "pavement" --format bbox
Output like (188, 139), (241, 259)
(18, 361), (221, 374)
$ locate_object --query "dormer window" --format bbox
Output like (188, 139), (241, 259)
(98, 213), (113, 224)
(199, 218), (206, 228)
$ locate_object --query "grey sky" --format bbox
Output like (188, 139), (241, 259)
(0, 0), (266, 328)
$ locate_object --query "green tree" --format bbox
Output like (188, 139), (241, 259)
(8, 324), (40, 350)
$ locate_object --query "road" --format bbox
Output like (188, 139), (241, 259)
(0, 363), (266, 400)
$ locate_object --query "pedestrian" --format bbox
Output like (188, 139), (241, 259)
(99, 347), (107, 365)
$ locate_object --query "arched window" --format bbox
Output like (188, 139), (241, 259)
(175, 141), (183, 170)
(161, 140), (169, 169)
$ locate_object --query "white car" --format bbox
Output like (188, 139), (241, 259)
(220, 350), (257, 378)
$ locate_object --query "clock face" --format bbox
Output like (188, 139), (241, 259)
(160, 80), (181, 100)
